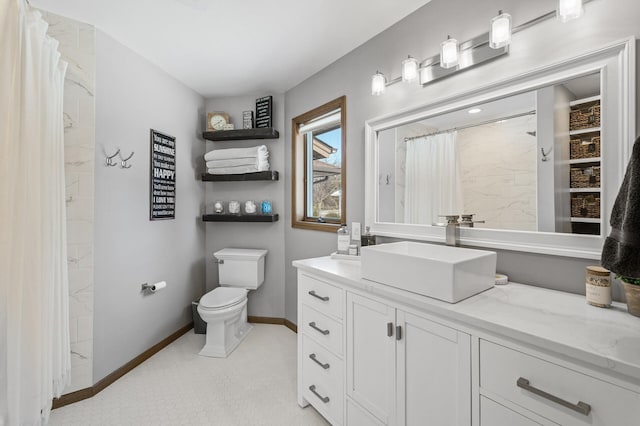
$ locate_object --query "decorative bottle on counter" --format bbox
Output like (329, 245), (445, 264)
(337, 224), (350, 255)
(585, 266), (611, 308)
(361, 226), (376, 246)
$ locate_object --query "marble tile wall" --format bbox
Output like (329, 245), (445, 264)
(42, 10), (95, 394)
(457, 115), (537, 231)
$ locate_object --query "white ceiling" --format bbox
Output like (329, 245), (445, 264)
(32, 0), (432, 98)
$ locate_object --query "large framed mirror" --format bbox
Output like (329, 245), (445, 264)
(365, 39), (635, 259)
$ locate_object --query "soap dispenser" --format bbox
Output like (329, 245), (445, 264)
(337, 224), (350, 254)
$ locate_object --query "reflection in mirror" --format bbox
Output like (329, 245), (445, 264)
(376, 72), (601, 236)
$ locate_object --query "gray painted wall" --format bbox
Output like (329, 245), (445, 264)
(93, 31), (206, 382)
(284, 0), (640, 323)
(203, 95), (286, 318)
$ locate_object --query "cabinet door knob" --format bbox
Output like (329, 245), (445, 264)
(309, 321), (330, 335)
(308, 290), (329, 302)
(516, 377), (591, 416)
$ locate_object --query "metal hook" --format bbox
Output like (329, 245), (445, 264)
(119, 151), (134, 169)
(541, 147), (552, 162)
(105, 148), (120, 167)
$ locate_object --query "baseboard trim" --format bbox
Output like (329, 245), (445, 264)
(52, 322), (193, 410)
(248, 316), (297, 334)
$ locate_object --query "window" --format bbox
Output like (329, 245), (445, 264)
(292, 96), (346, 231)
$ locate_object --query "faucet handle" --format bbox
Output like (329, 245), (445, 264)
(460, 214), (485, 227)
(438, 214), (460, 224)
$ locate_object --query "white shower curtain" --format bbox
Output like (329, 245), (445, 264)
(404, 132), (463, 224)
(1, 1), (71, 424)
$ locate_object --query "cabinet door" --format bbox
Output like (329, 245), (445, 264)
(346, 293), (396, 425)
(396, 310), (471, 426)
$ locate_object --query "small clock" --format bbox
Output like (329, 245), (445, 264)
(207, 112), (230, 131)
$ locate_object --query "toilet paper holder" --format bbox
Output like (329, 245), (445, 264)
(141, 281), (166, 293)
(141, 283), (152, 291)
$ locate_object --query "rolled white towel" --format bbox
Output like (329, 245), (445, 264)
(206, 158), (259, 169)
(204, 145), (268, 162)
(207, 164), (270, 175)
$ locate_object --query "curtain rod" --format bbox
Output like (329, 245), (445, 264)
(403, 110), (536, 142)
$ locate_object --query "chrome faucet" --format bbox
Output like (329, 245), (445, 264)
(435, 214), (485, 246)
(440, 215), (460, 247)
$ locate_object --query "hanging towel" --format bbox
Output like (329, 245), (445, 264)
(204, 145), (268, 162)
(601, 136), (640, 278)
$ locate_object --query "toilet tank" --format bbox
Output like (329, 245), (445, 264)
(215, 248), (268, 289)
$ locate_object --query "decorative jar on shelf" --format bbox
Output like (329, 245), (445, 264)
(228, 200), (241, 215)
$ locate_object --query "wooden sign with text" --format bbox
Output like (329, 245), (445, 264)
(150, 129), (176, 220)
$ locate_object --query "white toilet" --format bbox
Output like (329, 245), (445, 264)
(197, 248), (267, 358)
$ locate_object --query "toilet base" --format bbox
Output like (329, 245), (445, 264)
(198, 299), (252, 358)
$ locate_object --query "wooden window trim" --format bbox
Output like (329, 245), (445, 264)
(292, 96), (346, 232)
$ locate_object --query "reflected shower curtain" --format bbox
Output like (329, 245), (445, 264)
(1, 1), (71, 424)
(404, 132), (463, 224)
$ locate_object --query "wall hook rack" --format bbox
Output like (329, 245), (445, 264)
(105, 148), (120, 167)
(541, 147), (552, 162)
(119, 151), (134, 169)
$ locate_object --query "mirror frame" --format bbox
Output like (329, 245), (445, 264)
(365, 38), (635, 259)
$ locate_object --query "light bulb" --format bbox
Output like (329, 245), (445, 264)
(371, 71), (386, 96)
(490, 11), (512, 49)
(557, 0), (584, 22)
(401, 56), (419, 82)
(440, 36), (459, 69)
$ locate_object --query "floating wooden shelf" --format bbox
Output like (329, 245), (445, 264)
(202, 214), (279, 222)
(203, 128), (279, 141)
(201, 171), (279, 182)
(569, 157), (601, 165)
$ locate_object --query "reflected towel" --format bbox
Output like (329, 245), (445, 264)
(204, 145), (268, 161)
(601, 136), (640, 278)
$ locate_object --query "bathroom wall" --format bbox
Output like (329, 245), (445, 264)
(203, 95), (286, 319)
(457, 116), (538, 231)
(93, 32), (206, 382)
(41, 11), (96, 394)
(284, 0), (640, 323)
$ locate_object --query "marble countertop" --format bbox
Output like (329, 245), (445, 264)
(293, 256), (640, 384)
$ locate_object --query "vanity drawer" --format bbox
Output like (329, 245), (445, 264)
(301, 305), (343, 355)
(480, 396), (553, 426)
(302, 358), (344, 426)
(299, 273), (345, 320)
(302, 334), (343, 391)
(480, 339), (640, 426)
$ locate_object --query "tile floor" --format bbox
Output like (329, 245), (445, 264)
(50, 324), (329, 426)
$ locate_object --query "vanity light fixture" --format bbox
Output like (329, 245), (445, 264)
(490, 10), (512, 49)
(468, 108), (482, 114)
(557, 0), (584, 22)
(401, 56), (419, 82)
(371, 71), (387, 96)
(440, 36), (459, 69)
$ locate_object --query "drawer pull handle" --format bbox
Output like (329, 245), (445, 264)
(517, 377), (591, 416)
(308, 290), (330, 302)
(309, 321), (330, 335)
(309, 385), (330, 403)
(309, 353), (330, 369)
(387, 322), (393, 337)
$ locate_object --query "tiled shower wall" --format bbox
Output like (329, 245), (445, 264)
(42, 10), (96, 394)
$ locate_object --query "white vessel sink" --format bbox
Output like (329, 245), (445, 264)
(360, 241), (497, 303)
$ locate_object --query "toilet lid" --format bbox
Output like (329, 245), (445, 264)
(200, 287), (247, 309)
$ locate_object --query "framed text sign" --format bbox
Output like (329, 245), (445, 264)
(150, 129), (176, 220)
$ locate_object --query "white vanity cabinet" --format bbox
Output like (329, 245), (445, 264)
(294, 257), (640, 426)
(346, 292), (471, 426)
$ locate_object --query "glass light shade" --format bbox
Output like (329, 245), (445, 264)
(557, 0), (584, 22)
(371, 72), (386, 96)
(401, 56), (419, 82)
(490, 11), (512, 49)
(440, 37), (459, 69)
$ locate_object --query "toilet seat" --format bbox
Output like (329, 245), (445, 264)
(199, 287), (247, 310)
